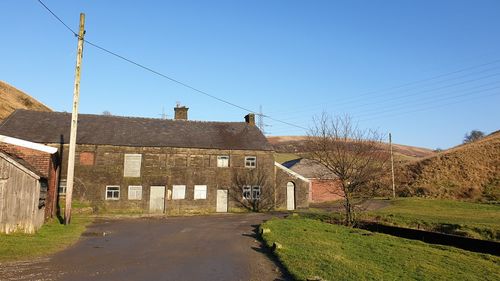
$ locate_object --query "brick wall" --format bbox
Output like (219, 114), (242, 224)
(310, 179), (343, 202)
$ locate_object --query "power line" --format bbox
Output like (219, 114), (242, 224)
(359, 91), (499, 123)
(36, 0), (77, 36)
(266, 59), (500, 116)
(36, 0), (308, 131)
(355, 84), (500, 120)
(276, 78), (500, 123)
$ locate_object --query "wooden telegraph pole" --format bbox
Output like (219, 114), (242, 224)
(389, 133), (396, 199)
(65, 13), (85, 225)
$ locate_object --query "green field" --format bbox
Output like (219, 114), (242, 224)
(366, 198), (500, 241)
(274, 153), (301, 164)
(261, 217), (500, 281)
(0, 216), (92, 262)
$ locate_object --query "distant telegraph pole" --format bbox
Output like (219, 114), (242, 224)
(389, 133), (396, 199)
(65, 13), (85, 225)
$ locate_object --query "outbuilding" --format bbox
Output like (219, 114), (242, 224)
(0, 151), (49, 233)
(282, 158), (343, 203)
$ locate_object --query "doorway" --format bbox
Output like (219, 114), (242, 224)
(149, 186), (165, 213)
(216, 189), (228, 212)
(286, 182), (295, 210)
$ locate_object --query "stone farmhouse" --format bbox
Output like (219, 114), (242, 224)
(0, 107), (309, 214)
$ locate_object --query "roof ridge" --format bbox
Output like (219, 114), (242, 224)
(14, 109), (247, 124)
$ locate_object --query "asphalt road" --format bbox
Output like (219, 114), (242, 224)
(0, 213), (290, 281)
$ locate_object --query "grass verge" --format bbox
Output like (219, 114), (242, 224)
(0, 216), (92, 262)
(366, 198), (500, 241)
(261, 217), (500, 281)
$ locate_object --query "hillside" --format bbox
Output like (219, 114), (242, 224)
(0, 81), (51, 122)
(398, 131), (500, 200)
(267, 136), (435, 162)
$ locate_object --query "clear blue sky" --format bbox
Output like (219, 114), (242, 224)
(1, 0), (499, 149)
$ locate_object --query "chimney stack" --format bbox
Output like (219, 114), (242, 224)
(174, 104), (188, 120)
(244, 113), (255, 126)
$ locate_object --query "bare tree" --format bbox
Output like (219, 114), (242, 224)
(307, 113), (389, 226)
(229, 166), (275, 212)
(102, 110), (112, 116)
(463, 130), (485, 144)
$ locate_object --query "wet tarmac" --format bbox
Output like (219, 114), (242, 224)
(0, 213), (289, 281)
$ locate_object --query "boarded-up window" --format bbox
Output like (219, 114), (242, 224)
(194, 185), (207, 200)
(217, 156), (229, 167)
(172, 185), (186, 200)
(124, 154), (142, 177)
(79, 152), (95, 166)
(128, 185), (142, 200)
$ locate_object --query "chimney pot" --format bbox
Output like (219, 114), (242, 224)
(244, 113), (255, 126)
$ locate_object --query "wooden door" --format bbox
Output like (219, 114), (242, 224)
(216, 189), (228, 213)
(149, 186), (165, 213)
(287, 182), (295, 210)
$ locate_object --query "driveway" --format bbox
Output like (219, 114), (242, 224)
(0, 213), (290, 281)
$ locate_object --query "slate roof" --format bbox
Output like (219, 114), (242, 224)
(0, 110), (273, 151)
(282, 158), (337, 179)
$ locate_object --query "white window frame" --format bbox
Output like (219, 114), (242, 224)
(172, 185), (186, 200)
(245, 156), (257, 168)
(194, 185), (207, 200)
(128, 185), (143, 200)
(252, 186), (261, 200)
(217, 156), (230, 168)
(243, 185), (261, 200)
(243, 185), (252, 200)
(58, 179), (67, 195)
(124, 154), (142, 177)
(105, 185), (120, 200)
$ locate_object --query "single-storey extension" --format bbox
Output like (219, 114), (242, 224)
(282, 158), (343, 203)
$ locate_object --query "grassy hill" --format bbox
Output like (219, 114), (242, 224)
(398, 131), (500, 200)
(0, 81), (51, 122)
(268, 135), (435, 164)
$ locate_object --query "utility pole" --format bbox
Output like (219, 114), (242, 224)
(389, 133), (396, 199)
(65, 13), (85, 225)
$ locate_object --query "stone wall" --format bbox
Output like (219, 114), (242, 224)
(53, 144), (279, 214)
(275, 164), (310, 209)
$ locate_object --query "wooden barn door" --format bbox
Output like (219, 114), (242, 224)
(149, 186), (165, 213)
